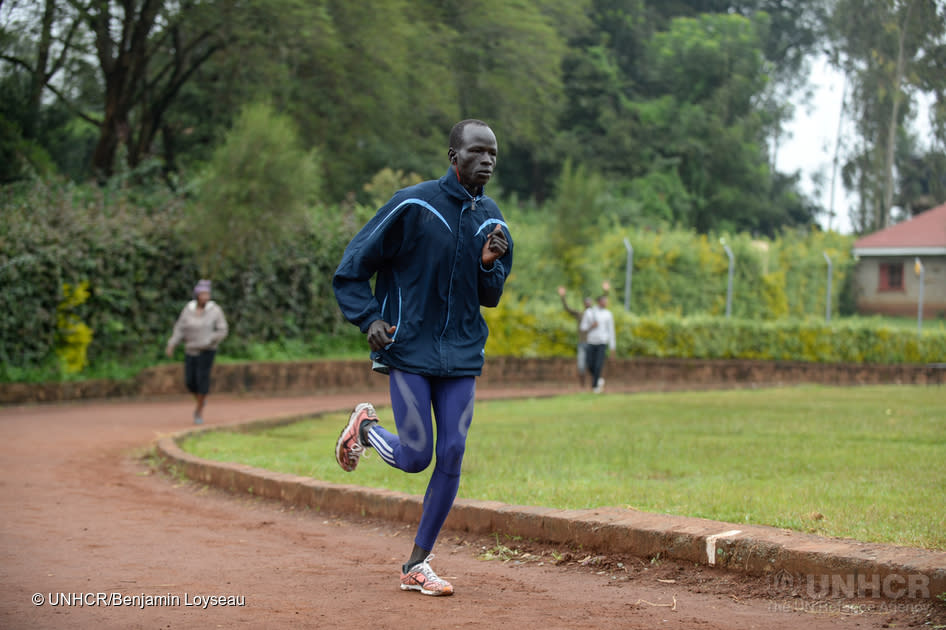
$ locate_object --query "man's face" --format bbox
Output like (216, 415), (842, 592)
(450, 125), (497, 191)
(598, 296), (608, 308)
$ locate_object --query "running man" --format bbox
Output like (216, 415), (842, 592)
(332, 119), (513, 596)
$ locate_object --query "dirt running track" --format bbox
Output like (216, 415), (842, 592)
(1, 389), (943, 629)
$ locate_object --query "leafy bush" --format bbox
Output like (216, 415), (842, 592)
(0, 177), (355, 381)
(187, 102), (322, 276)
(0, 165), (928, 385)
(485, 302), (946, 365)
(0, 178), (190, 370)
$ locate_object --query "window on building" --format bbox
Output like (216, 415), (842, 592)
(878, 262), (904, 291)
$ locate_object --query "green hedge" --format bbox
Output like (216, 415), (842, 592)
(1, 181), (188, 371)
(500, 205), (857, 323)
(2, 178), (938, 383)
(0, 179), (353, 379)
(483, 304), (946, 365)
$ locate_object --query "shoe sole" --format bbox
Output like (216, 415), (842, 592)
(400, 583), (453, 596)
(334, 403), (374, 472)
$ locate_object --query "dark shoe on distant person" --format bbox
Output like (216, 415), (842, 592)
(335, 402), (377, 472)
(400, 555), (453, 596)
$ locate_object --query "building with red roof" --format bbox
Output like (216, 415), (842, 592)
(852, 203), (946, 318)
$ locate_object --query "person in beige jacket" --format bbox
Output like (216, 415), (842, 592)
(166, 279), (228, 424)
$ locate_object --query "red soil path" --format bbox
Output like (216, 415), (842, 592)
(1, 390), (942, 629)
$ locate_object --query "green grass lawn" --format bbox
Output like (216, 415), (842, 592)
(179, 385), (946, 550)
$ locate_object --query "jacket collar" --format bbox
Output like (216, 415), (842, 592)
(187, 299), (217, 311)
(440, 167), (484, 203)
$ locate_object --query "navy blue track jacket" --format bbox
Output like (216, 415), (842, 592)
(333, 167), (513, 377)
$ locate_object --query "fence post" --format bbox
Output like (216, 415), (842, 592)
(915, 257), (925, 333)
(721, 239), (734, 318)
(623, 237), (633, 312)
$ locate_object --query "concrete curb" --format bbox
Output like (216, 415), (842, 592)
(155, 411), (946, 603)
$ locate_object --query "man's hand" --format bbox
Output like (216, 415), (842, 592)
(557, 286), (566, 297)
(367, 319), (396, 351)
(481, 224), (508, 268)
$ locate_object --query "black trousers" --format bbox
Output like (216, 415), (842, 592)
(586, 343), (608, 389)
(184, 350), (216, 395)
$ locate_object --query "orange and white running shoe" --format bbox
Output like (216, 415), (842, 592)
(400, 554), (453, 596)
(334, 402), (377, 472)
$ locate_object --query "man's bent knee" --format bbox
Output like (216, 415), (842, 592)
(400, 450), (433, 473)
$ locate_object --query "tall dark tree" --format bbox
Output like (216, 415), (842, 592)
(1, 0), (227, 179)
(82, 0), (225, 178)
(0, 0), (92, 179)
(0, 0), (86, 138)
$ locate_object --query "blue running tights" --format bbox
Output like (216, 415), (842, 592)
(365, 369), (475, 551)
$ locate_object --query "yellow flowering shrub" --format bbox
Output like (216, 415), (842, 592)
(56, 281), (94, 374)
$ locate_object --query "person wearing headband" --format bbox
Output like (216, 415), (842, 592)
(166, 279), (228, 424)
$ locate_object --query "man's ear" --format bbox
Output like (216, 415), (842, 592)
(448, 148), (457, 164)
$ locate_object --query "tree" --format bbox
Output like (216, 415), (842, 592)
(0, 0), (93, 180)
(632, 13), (777, 233)
(0, 0), (87, 138)
(82, 0), (226, 178)
(154, 0), (338, 175)
(829, 0), (946, 231)
(555, 2), (820, 234)
(187, 102), (321, 276)
(894, 137), (946, 216)
(646, 1), (830, 178)
(1, 0), (227, 179)
(746, 1), (830, 177)
(290, 0), (458, 200)
(1, 0), (833, 241)
(428, 0), (587, 200)
(555, 0), (650, 181)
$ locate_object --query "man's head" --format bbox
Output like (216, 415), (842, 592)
(583, 297), (593, 309)
(597, 295), (608, 308)
(448, 119), (497, 194)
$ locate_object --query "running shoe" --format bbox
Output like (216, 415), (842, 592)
(400, 555), (453, 596)
(334, 402), (376, 472)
